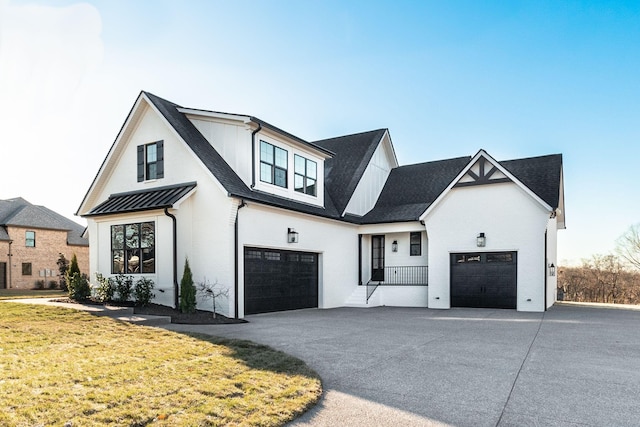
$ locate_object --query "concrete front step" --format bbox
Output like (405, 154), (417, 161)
(114, 314), (172, 326)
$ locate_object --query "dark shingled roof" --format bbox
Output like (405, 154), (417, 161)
(502, 154), (563, 209)
(86, 182), (198, 216)
(359, 157), (471, 223)
(144, 92), (342, 220)
(124, 93), (563, 225)
(0, 198), (88, 245)
(314, 129), (386, 215)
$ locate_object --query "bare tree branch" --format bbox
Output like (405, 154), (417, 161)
(616, 223), (640, 270)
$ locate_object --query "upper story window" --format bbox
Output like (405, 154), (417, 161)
(137, 140), (164, 182)
(25, 231), (35, 247)
(410, 232), (421, 256)
(294, 155), (317, 196)
(260, 140), (287, 188)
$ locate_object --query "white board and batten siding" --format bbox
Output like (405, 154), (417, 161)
(344, 132), (397, 216)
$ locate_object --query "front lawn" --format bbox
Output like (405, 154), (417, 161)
(0, 289), (67, 300)
(0, 303), (322, 426)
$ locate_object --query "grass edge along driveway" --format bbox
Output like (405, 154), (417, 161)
(0, 303), (322, 426)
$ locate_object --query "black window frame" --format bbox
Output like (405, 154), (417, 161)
(410, 232), (421, 256)
(22, 262), (32, 276)
(111, 222), (155, 274)
(137, 140), (164, 182)
(259, 140), (288, 188)
(25, 230), (35, 247)
(294, 154), (317, 196)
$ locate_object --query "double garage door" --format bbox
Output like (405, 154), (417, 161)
(244, 247), (318, 315)
(450, 252), (517, 309)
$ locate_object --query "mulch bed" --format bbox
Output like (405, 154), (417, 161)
(51, 299), (247, 325)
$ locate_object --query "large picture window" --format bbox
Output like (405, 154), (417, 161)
(294, 155), (317, 196)
(111, 222), (155, 274)
(260, 140), (287, 188)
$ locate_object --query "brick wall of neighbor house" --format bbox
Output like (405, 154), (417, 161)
(5, 226), (89, 289)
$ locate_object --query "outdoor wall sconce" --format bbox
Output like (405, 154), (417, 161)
(392, 240), (398, 252)
(287, 228), (299, 243)
(476, 232), (486, 247)
(548, 263), (556, 277)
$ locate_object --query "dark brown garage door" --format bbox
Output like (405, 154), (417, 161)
(244, 247), (318, 315)
(450, 252), (517, 309)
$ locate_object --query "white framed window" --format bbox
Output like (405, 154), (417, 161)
(260, 140), (288, 188)
(294, 155), (317, 196)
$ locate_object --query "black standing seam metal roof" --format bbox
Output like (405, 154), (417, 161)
(86, 182), (198, 216)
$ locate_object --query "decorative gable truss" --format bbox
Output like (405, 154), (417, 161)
(454, 156), (510, 187)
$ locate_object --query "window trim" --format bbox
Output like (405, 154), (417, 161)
(410, 232), (421, 256)
(259, 140), (288, 188)
(294, 154), (317, 196)
(25, 230), (35, 247)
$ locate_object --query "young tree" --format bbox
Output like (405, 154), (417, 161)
(616, 223), (640, 270)
(57, 253), (69, 290)
(179, 258), (197, 313)
(196, 278), (229, 318)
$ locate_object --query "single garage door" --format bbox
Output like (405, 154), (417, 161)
(450, 252), (517, 309)
(244, 247), (318, 315)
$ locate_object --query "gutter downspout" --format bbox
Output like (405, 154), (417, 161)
(7, 240), (12, 289)
(234, 200), (247, 319)
(250, 124), (262, 188)
(164, 208), (179, 308)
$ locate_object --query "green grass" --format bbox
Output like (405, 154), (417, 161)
(0, 289), (67, 300)
(0, 303), (322, 426)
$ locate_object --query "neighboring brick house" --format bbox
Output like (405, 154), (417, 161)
(0, 198), (89, 289)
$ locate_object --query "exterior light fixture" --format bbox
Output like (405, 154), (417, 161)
(548, 263), (556, 276)
(476, 233), (486, 247)
(287, 228), (299, 243)
(392, 240), (398, 252)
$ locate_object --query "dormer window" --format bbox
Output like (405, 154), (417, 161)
(260, 140), (287, 188)
(137, 140), (164, 182)
(294, 155), (317, 196)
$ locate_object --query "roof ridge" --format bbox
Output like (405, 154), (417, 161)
(313, 128), (387, 143)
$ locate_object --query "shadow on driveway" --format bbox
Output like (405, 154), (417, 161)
(166, 305), (640, 427)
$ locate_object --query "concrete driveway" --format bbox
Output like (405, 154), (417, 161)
(166, 304), (640, 426)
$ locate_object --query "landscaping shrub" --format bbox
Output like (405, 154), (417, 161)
(113, 273), (134, 302)
(68, 273), (91, 301)
(134, 277), (155, 306)
(48, 280), (58, 289)
(180, 258), (197, 313)
(95, 273), (115, 302)
(57, 253), (69, 291)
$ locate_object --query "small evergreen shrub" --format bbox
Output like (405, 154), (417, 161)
(68, 273), (91, 301)
(113, 273), (134, 302)
(180, 258), (197, 314)
(95, 273), (115, 302)
(48, 280), (58, 289)
(34, 280), (45, 290)
(57, 253), (69, 291)
(134, 277), (155, 306)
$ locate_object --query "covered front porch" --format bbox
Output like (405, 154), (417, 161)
(346, 222), (429, 307)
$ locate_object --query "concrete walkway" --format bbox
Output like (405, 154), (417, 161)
(9, 299), (640, 426)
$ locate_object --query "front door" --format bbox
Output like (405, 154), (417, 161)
(371, 235), (385, 282)
(0, 262), (6, 289)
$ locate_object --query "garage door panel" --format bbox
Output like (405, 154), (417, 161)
(244, 247), (318, 315)
(451, 252), (517, 309)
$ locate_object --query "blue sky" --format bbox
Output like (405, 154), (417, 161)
(1, 0), (638, 265)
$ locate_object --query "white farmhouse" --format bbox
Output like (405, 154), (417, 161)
(77, 91), (565, 317)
